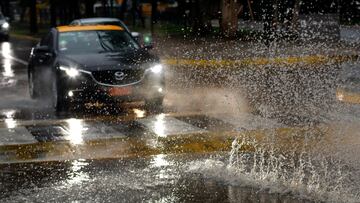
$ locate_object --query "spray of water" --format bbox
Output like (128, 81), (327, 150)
(226, 126), (360, 203)
(187, 124), (360, 203)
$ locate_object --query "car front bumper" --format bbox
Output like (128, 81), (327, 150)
(58, 70), (165, 103)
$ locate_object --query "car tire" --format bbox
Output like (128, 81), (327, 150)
(145, 97), (163, 113)
(51, 77), (70, 112)
(28, 69), (39, 99)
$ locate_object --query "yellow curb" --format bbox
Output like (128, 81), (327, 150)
(336, 88), (360, 104)
(0, 124), (347, 164)
(11, 33), (40, 42)
(163, 54), (358, 68)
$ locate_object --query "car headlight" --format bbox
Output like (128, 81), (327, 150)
(59, 66), (80, 78)
(150, 64), (163, 74)
(2, 22), (9, 30)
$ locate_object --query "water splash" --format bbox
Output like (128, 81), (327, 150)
(227, 130), (360, 203)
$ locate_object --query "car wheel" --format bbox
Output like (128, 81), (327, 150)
(28, 70), (39, 99)
(51, 78), (69, 112)
(145, 97), (163, 113)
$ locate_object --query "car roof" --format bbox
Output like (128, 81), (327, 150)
(56, 25), (123, 32)
(76, 18), (121, 24)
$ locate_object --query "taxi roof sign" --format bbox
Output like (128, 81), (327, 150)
(57, 25), (123, 32)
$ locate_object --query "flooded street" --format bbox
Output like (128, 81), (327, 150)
(0, 153), (319, 203)
(0, 36), (360, 203)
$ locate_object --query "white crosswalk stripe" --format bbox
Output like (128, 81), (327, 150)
(0, 127), (38, 145)
(0, 114), (283, 147)
(137, 114), (207, 137)
(33, 121), (127, 143)
(63, 121), (126, 142)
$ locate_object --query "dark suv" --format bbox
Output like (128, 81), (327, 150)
(28, 25), (165, 111)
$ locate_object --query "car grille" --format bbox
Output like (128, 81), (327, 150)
(91, 69), (145, 85)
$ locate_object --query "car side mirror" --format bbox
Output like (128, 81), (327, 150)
(143, 44), (153, 50)
(131, 32), (141, 42)
(36, 45), (53, 57)
(36, 45), (50, 52)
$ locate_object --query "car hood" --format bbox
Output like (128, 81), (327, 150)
(60, 50), (159, 72)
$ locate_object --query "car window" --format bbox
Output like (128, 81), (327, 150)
(69, 20), (79, 25)
(40, 32), (53, 47)
(58, 30), (139, 54)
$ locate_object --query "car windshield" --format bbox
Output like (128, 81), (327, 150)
(58, 30), (139, 54)
(84, 21), (123, 26)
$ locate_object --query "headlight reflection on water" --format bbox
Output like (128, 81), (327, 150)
(1, 42), (11, 57)
(66, 118), (86, 145)
(1, 43), (14, 79)
(133, 108), (146, 118)
(4, 110), (17, 129)
(66, 159), (90, 186)
(154, 113), (166, 137)
(151, 154), (169, 168)
(3, 58), (14, 77)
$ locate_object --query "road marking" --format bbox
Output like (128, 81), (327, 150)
(27, 121), (126, 143)
(63, 121), (126, 141)
(0, 113), (359, 164)
(0, 114), (211, 146)
(27, 125), (70, 142)
(0, 113), (280, 147)
(163, 54), (359, 68)
(336, 88), (360, 104)
(1, 52), (28, 66)
(1, 113), (359, 164)
(0, 127), (38, 146)
(137, 115), (207, 137)
(0, 124), (348, 164)
(1, 48), (357, 69)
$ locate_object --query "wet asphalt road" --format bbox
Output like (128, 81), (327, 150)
(0, 37), (350, 124)
(0, 153), (317, 203)
(0, 37), (359, 202)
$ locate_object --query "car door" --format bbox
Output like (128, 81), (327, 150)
(32, 31), (56, 86)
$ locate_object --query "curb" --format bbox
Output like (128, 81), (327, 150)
(0, 125), (333, 164)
